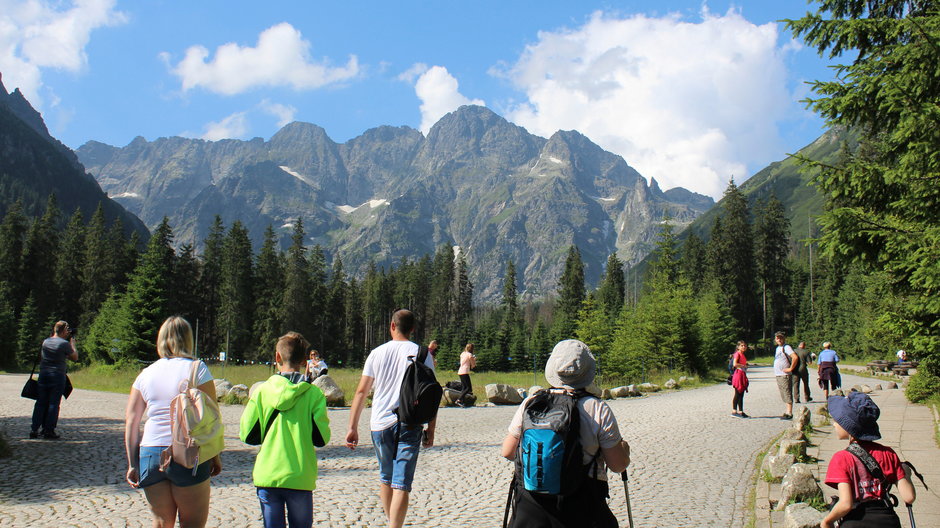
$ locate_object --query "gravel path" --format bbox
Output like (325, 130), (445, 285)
(0, 366), (872, 527)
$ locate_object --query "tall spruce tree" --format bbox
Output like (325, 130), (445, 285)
(552, 245), (585, 341)
(787, 0), (940, 399)
(197, 216), (225, 356)
(754, 195), (791, 338)
(707, 181), (758, 335)
(0, 202), (27, 309)
(54, 209), (86, 327)
(281, 219), (314, 342)
(79, 204), (114, 330)
(253, 225), (285, 359)
(597, 253), (625, 319)
(218, 221), (254, 360)
(680, 233), (708, 294)
(21, 195), (61, 320)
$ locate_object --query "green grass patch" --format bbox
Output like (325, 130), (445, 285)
(69, 362), (725, 405)
(761, 469), (782, 484)
(790, 494), (829, 512)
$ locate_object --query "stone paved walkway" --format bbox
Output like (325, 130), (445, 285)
(1, 366), (828, 527)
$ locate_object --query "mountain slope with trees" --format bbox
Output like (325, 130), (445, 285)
(77, 105), (713, 301)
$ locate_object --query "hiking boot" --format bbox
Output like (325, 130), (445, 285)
(781, 414), (792, 420)
(41, 431), (61, 440)
(807, 397), (813, 402)
(455, 400), (465, 408)
(740, 413), (749, 418)
(28, 431), (39, 439)
(794, 399), (801, 403)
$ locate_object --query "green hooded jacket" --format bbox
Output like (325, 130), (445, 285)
(240, 373), (331, 490)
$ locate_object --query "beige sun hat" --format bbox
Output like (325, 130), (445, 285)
(544, 339), (596, 390)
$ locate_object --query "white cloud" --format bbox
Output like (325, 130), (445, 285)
(0, 0), (126, 104)
(259, 99), (296, 127)
(414, 65), (485, 134)
(397, 62), (428, 83)
(169, 22), (359, 95)
(201, 111), (248, 141)
(499, 9), (793, 199)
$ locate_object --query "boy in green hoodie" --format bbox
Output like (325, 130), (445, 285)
(240, 332), (331, 528)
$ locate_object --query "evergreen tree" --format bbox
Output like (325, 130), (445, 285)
(253, 225), (284, 359)
(451, 252), (474, 348)
(679, 233), (707, 294)
(91, 218), (176, 362)
(16, 294), (43, 368)
(281, 220), (314, 342)
(695, 281), (738, 371)
(0, 285), (17, 368)
(754, 195), (791, 338)
(325, 257), (348, 362)
(307, 244), (328, 350)
(500, 260), (521, 370)
(54, 210), (85, 327)
(596, 253), (626, 318)
(427, 244), (455, 338)
(344, 277), (365, 367)
(787, 1), (940, 397)
(576, 295), (613, 377)
(218, 221), (254, 360)
(0, 202), (27, 309)
(552, 245), (585, 341)
(173, 243), (202, 323)
(79, 204), (114, 330)
(197, 216), (225, 356)
(707, 181), (758, 335)
(21, 195), (60, 319)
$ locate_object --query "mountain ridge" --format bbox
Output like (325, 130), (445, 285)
(78, 105), (714, 301)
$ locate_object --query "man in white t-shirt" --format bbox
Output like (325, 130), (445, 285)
(346, 309), (436, 528)
(773, 331), (799, 420)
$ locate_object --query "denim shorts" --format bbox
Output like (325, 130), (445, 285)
(138, 446), (211, 488)
(371, 422), (422, 492)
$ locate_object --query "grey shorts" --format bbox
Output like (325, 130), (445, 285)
(776, 375), (793, 403)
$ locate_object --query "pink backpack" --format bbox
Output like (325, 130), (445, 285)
(159, 360), (225, 474)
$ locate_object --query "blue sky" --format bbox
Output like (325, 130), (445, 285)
(0, 0), (838, 199)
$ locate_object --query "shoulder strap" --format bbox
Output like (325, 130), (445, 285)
(188, 359), (200, 391)
(846, 442), (886, 482)
(416, 345), (429, 364)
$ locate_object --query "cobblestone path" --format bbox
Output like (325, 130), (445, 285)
(0, 366), (872, 527)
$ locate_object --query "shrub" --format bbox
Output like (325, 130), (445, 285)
(906, 369), (940, 403)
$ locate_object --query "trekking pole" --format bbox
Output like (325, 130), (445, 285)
(621, 471), (635, 528)
(907, 503), (916, 528)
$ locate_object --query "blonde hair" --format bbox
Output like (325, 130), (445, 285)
(157, 316), (194, 358)
(823, 341), (832, 349)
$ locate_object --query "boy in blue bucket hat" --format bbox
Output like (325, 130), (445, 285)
(821, 391), (916, 528)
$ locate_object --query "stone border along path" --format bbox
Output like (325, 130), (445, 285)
(0, 366), (872, 527)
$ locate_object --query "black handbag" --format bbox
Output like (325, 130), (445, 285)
(63, 375), (73, 399)
(21, 354), (39, 400)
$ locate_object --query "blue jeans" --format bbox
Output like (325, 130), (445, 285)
(371, 422), (422, 492)
(137, 446), (211, 488)
(257, 487), (312, 528)
(31, 371), (65, 433)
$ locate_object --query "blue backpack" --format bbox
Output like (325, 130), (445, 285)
(515, 389), (596, 495)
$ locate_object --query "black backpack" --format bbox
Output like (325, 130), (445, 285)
(397, 346), (443, 426)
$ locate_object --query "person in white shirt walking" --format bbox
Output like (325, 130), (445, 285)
(345, 310), (436, 528)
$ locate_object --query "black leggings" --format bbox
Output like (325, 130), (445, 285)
(458, 374), (472, 403)
(732, 390), (745, 412)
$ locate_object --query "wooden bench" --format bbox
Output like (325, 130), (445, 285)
(891, 366), (910, 376)
(867, 360), (892, 373)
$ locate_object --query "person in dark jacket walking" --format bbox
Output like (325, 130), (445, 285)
(30, 321), (78, 440)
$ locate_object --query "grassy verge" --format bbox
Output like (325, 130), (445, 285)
(69, 363), (726, 404)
